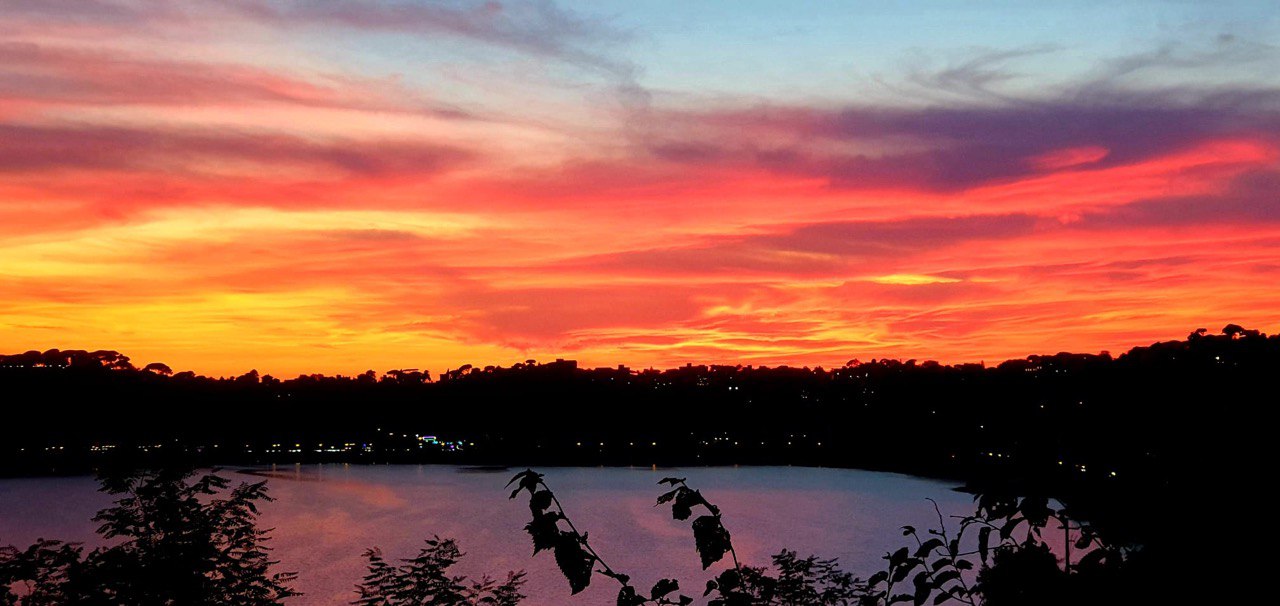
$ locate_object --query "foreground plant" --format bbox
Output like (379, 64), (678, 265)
(508, 470), (1134, 606)
(1, 468), (297, 606)
(353, 536), (525, 606)
(508, 469), (859, 606)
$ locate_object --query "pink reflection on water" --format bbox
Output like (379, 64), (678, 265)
(1, 465), (973, 605)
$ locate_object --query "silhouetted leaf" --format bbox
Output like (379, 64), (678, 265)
(889, 547), (910, 567)
(617, 586), (645, 606)
(553, 532), (595, 595)
(692, 516), (732, 569)
(914, 583), (931, 606)
(529, 490), (553, 513)
(704, 580), (718, 596)
(1075, 531), (1094, 550)
(506, 469), (533, 488)
(1077, 548), (1107, 570)
(892, 564), (912, 583)
(1018, 496), (1051, 527)
(524, 511), (562, 554)
(672, 488), (706, 521)
(902, 525), (916, 536)
(658, 477), (686, 486)
(999, 517), (1021, 540)
(506, 469), (543, 499)
(656, 488), (680, 506)
(600, 569), (630, 585)
(651, 578), (679, 600)
(716, 568), (741, 592)
(915, 538), (944, 557)
(934, 570), (960, 586)
(978, 527), (992, 563)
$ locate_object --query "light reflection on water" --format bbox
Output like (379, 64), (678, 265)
(0, 465), (974, 605)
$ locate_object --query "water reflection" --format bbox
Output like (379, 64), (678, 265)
(0, 465), (971, 605)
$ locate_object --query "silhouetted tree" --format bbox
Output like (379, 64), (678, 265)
(142, 363), (173, 376)
(352, 537), (525, 606)
(0, 469), (297, 605)
(236, 369), (261, 385)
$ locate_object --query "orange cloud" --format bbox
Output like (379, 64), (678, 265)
(3, 4), (1280, 375)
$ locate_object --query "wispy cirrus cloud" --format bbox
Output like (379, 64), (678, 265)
(225, 0), (638, 78)
(0, 123), (473, 176)
(632, 88), (1280, 193)
(0, 42), (474, 118)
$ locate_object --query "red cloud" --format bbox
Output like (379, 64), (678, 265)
(3, 4), (1280, 374)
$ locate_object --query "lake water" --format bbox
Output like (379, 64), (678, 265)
(0, 465), (974, 605)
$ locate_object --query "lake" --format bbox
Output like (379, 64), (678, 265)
(0, 465), (974, 605)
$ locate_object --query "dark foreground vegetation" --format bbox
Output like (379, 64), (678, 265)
(2, 468), (1151, 606)
(506, 469), (1147, 606)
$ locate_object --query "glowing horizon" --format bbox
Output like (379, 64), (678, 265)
(2, 1), (1279, 377)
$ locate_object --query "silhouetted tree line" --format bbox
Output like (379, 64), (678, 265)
(3, 324), (1269, 482)
(2, 325), (1269, 581)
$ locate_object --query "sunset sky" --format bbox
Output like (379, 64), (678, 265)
(2, 1), (1279, 376)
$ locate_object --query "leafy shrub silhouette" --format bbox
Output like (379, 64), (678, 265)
(0, 468), (297, 605)
(352, 537), (525, 606)
(0, 469), (526, 606)
(0, 467), (1143, 606)
(508, 469), (1134, 606)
